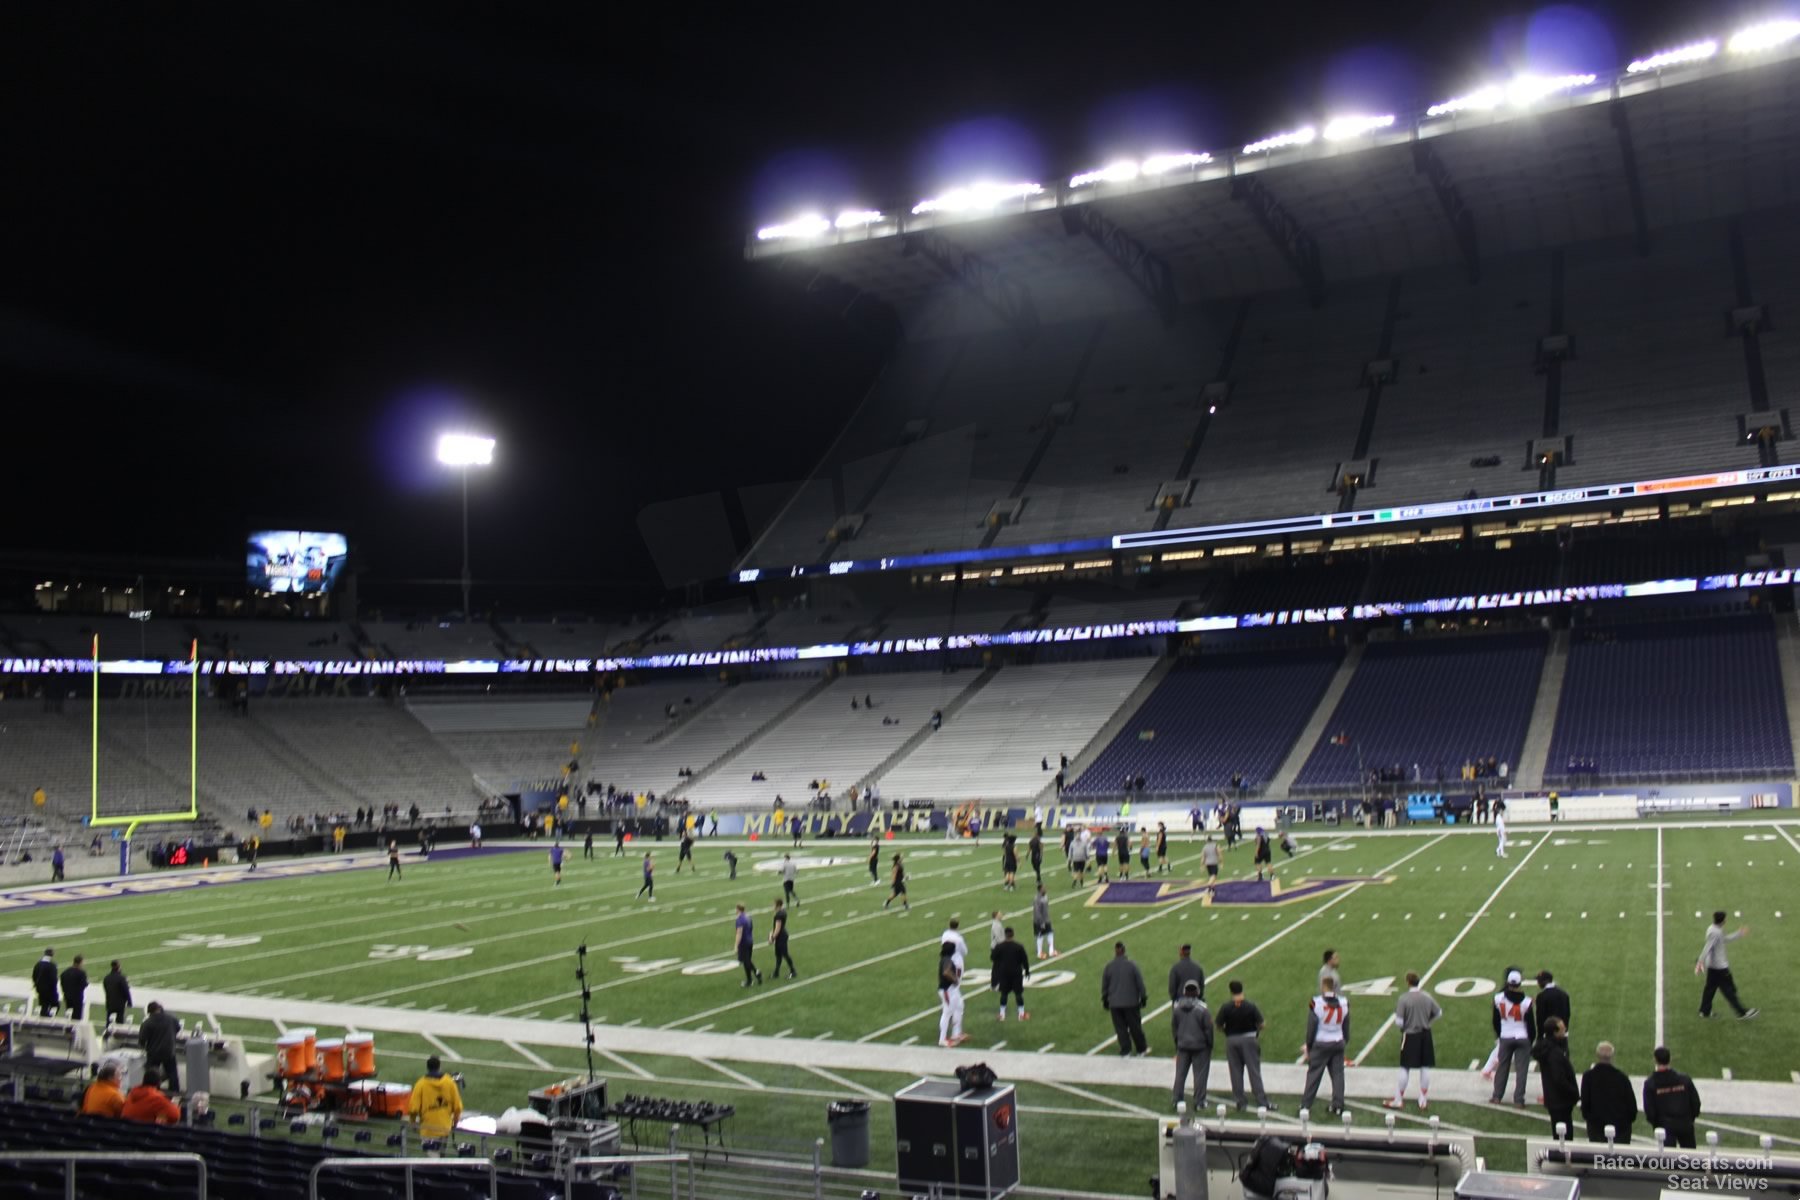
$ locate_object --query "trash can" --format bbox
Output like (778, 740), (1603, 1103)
(828, 1099), (871, 1167)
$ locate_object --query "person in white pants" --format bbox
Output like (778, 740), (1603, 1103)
(938, 942), (966, 1046)
(1032, 885), (1057, 959)
(1495, 812), (1508, 858)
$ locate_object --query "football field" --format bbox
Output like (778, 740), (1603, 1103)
(4, 817), (1797, 1188)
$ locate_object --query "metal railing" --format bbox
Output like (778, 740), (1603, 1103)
(567, 1153), (695, 1200)
(3, 1150), (208, 1200)
(308, 1155), (498, 1199)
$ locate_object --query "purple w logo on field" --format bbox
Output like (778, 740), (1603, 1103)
(1087, 874), (1392, 907)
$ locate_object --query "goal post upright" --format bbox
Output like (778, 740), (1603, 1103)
(90, 635), (204, 876)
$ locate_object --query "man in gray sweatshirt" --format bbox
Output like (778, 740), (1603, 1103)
(1387, 972), (1442, 1110)
(1171, 980), (1215, 1110)
(1696, 911), (1757, 1020)
(1168, 944), (1205, 1003)
(1101, 942), (1149, 1056)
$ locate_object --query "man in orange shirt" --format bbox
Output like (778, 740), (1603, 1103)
(121, 1067), (181, 1125)
(79, 1063), (126, 1118)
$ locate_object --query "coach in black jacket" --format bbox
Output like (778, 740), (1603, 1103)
(1101, 942), (1149, 1056)
(58, 956), (88, 1021)
(1531, 1018), (1579, 1138)
(1579, 1041), (1638, 1143)
(1536, 970), (1571, 1033)
(1643, 1046), (1702, 1148)
(32, 948), (58, 1017)
(103, 960), (132, 1027)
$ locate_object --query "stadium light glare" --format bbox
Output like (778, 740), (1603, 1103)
(436, 433), (495, 467)
(1426, 72), (1596, 117)
(1242, 126), (1316, 155)
(1728, 19), (1800, 53)
(756, 214), (832, 241)
(1627, 40), (1719, 72)
(833, 209), (883, 229)
(1070, 161), (1140, 188)
(1321, 113), (1396, 141)
(1140, 152), (1211, 175)
(910, 181), (1044, 215)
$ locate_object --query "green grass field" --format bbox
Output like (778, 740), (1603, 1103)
(5, 817), (1796, 1193)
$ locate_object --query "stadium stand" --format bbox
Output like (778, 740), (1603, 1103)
(681, 671), (972, 807)
(1290, 631), (1548, 792)
(249, 699), (483, 815)
(408, 696), (595, 790)
(1544, 614), (1793, 784)
(876, 656), (1161, 801)
(1067, 647), (1344, 797)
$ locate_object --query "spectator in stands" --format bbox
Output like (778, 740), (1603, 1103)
(408, 1056), (464, 1148)
(122, 1066), (180, 1124)
(1643, 1046), (1701, 1148)
(103, 960), (131, 1026)
(1102, 942), (1150, 1057)
(60, 955), (88, 1020)
(1533, 1016), (1580, 1138)
(1579, 1041), (1637, 1144)
(79, 1062), (126, 1117)
(140, 1001), (182, 1090)
(33, 947), (58, 1017)
(1696, 911), (1757, 1020)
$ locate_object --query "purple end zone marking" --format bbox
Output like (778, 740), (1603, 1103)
(1091, 876), (1389, 906)
(0, 845), (535, 913)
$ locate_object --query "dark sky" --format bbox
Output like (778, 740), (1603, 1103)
(3, 0), (1717, 607)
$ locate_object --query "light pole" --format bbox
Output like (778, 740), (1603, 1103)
(435, 432), (495, 620)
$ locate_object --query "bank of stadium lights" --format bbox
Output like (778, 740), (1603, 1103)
(833, 209), (883, 229)
(910, 181), (1043, 215)
(1069, 152), (1212, 189)
(1628, 40), (1719, 72)
(756, 214), (831, 241)
(1729, 19), (1800, 54)
(1425, 72), (1596, 117)
(1321, 113), (1396, 141)
(1242, 126), (1315, 155)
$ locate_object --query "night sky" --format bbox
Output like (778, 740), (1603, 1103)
(4, 1), (1716, 608)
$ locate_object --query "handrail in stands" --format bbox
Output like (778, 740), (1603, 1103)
(307, 1155), (497, 1200)
(565, 1152), (695, 1200)
(2, 1150), (209, 1199)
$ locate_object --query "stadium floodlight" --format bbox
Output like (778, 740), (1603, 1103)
(756, 214), (832, 241)
(1242, 126), (1316, 155)
(833, 209), (883, 229)
(436, 432), (495, 620)
(1426, 72), (1596, 117)
(1627, 40), (1719, 72)
(1070, 161), (1140, 188)
(1427, 86), (1504, 116)
(1140, 152), (1211, 175)
(910, 181), (1044, 215)
(1321, 113), (1396, 141)
(1728, 19), (1800, 54)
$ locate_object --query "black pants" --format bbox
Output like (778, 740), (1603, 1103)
(997, 983), (1024, 1012)
(1110, 1007), (1147, 1055)
(106, 1007), (126, 1028)
(773, 938), (796, 976)
(152, 1052), (180, 1092)
(387, 861), (401, 880)
(784, 880), (797, 904)
(1700, 968), (1746, 1016)
(1663, 1125), (1697, 1149)
(65, 999), (83, 1020)
(638, 877), (654, 899)
(738, 947), (760, 983)
(584, 843), (594, 859)
(1547, 1105), (1576, 1139)
(37, 995), (55, 1018)
(1031, 859), (1042, 883)
(52, 864), (64, 881)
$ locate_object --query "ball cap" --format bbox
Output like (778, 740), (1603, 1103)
(1506, 970), (1523, 986)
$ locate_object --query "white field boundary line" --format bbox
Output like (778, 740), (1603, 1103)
(1351, 830), (1554, 1065)
(1656, 828), (1666, 1047)
(693, 1057), (766, 1089)
(505, 1040), (554, 1070)
(1038, 1079), (1160, 1117)
(1769, 822), (1800, 858)
(801, 1065), (886, 1101)
(597, 1048), (654, 1079)
(1085, 833), (1452, 1055)
(115, 847), (958, 979)
(681, 839), (1263, 1039)
(841, 841), (1315, 1046)
(422, 1032), (458, 1060)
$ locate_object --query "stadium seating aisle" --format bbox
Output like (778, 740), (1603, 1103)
(1291, 631), (1548, 791)
(592, 674), (822, 796)
(682, 672), (970, 807)
(877, 656), (1161, 801)
(1545, 614), (1793, 783)
(1067, 647), (1344, 797)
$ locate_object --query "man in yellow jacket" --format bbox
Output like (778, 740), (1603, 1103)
(408, 1056), (463, 1146)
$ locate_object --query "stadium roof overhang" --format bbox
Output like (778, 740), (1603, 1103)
(746, 44), (1800, 331)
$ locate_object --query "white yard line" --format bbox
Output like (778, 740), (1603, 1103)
(694, 1057), (766, 1089)
(422, 1032), (458, 1060)
(505, 1040), (554, 1070)
(1352, 831), (1553, 1064)
(597, 1048), (653, 1079)
(1039, 1079), (1160, 1117)
(802, 1064), (886, 1101)
(1086, 834), (1450, 1055)
(1769, 823), (1800, 858)
(1655, 828), (1666, 1047)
